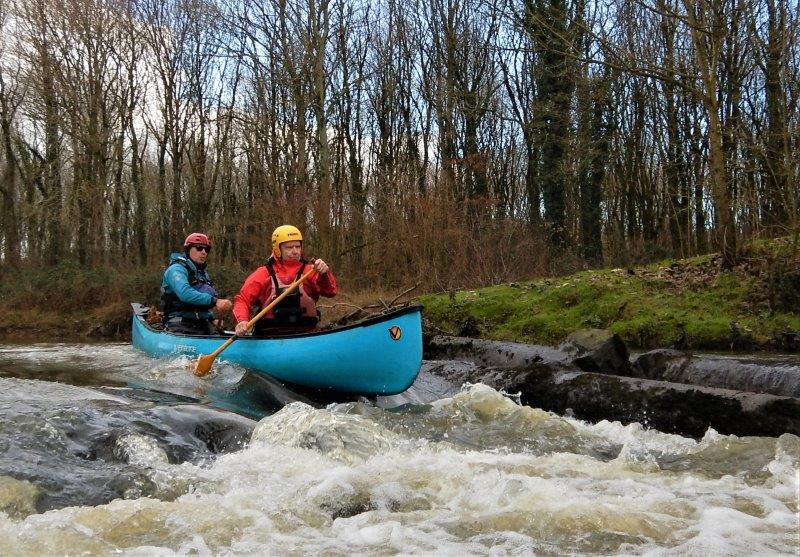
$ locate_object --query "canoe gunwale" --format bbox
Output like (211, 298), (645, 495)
(131, 303), (423, 340)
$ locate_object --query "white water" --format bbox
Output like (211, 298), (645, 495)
(0, 345), (798, 555)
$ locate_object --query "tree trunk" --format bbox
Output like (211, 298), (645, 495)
(0, 75), (20, 266)
(131, 126), (147, 265)
(682, 0), (737, 266)
(527, 0), (573, 249)
(578, 72), (612, 265)
(762, 0), (790, 230)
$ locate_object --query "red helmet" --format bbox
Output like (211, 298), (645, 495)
(183, 232), (212, 248)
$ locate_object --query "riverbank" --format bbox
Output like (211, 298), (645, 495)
(0, 261), (407, 342)
(1, 238), (799, 349)
(0, 262), (247, 341)
(420, 237), (800, 351)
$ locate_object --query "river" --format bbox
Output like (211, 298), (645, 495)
(0, 343), (797, 555)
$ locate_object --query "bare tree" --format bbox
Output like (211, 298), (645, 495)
(0, 0), (796, 288)
(138, 0), (202, 253)
(421, 0), (500, 213)
(0, 0), (21, 265)
(14, 0), (66, 263)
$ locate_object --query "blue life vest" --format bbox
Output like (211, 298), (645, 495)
(160, 255), (218, 318)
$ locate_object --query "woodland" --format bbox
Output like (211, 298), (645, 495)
(0, 0), (797, 292)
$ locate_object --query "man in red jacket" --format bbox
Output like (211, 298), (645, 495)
(233, 225), (338, 336)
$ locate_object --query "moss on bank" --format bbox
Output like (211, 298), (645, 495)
(420, 239), (800, 350)
(1, 238), (799, 349)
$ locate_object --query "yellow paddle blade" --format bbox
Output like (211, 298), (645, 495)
(194, 353), (216, 376)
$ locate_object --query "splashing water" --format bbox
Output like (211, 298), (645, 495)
(0, 344), (797, 555)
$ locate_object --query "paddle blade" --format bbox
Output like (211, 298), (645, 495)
(194, 353), (216, 376)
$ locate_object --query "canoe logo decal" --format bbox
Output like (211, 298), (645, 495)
(389, 326), (402, 341)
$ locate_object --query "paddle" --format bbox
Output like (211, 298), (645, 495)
(194, 268), (316, 376)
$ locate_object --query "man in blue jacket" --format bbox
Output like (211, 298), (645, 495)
(161, 232), (233, 335)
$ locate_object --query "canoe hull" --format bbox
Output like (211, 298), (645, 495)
(131, 305), (423, 395)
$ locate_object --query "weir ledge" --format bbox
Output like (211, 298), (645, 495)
(424, 333), (800, 438)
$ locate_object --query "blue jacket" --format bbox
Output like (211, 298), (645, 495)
(160, 253), (218, 319)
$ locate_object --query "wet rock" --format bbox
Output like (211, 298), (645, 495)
(0, 476), (41, 519)
(771, 330), (800, 351)
(426, 336), (572, 369)
(425, 360), (800, 438)
(0, 378), (257, 512)
(151, 405), (256, 455)
(421, 360), (493, 386)
(558, 329), (631, 376)
(631, 349), (692, 380)
(428, 333), (632, 377)
(424, 338), (800, 438)
(320, 495), (372, 520)
(632, 351), (800, 398)
(507, 369), (800, 438)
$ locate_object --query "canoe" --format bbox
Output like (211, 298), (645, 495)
(131, 303), (423, 395)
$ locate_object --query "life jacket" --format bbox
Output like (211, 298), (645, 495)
(160, 255), (218, 318)
(253, 257), (319, 334)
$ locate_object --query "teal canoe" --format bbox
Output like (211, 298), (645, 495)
(131, 304), (423, 395)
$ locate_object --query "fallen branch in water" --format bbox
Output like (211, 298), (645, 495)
(320, 283), (420, 329)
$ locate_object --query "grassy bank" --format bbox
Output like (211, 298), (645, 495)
(420, 238), (800, 351)
(2, 238), (799, 349)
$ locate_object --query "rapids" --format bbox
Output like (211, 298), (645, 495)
(0, 343), (797, 556)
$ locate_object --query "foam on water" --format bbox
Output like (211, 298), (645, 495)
(252, 402), (398, 465)
(114, 434), (171, 468)
(0, 342), (248, 404)
(0, 343), (132, 362)
(0, 383), (797, 555)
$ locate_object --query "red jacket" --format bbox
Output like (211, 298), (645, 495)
(233, 258), (338, 325)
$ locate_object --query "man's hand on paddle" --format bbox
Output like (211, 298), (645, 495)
(234, 321), (251, 336)
(312, 258), (329, 275)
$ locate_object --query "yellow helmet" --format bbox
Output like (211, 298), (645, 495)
(271, 225), (303, 258)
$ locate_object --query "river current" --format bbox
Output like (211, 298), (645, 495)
(0, 343), (797, 556)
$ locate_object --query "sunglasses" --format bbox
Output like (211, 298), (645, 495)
(192, 245), (211, 253)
